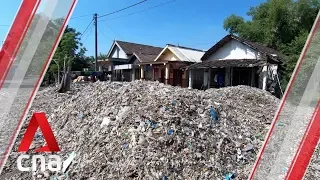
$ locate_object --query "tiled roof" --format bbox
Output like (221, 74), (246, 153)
(136, 53), (159, 63)
(185, 59), (265, 70)
(116, 40), (163, 62)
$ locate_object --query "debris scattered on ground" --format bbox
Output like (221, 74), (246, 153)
(2, 81), (281, 179)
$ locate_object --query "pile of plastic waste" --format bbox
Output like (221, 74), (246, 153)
(2, 81), (280, 180)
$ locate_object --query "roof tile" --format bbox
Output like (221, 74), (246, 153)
(116, 40), (163, 62)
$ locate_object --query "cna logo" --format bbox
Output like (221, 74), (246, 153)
(18, 112), (60, 152)
(17, 112), (64, 172)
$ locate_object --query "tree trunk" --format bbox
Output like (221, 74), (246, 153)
(58, 58), (71, 93)
(58, 71), (71, 93)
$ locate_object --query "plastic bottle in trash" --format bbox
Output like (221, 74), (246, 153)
(210, 107), (217, 122)
(168, 129), (174, 135)
(225, 172), (237, 180)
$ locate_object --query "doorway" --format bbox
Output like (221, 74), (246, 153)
(159, 69), (164, 83)
(173, 69), (183, 86)
(232, 67), (251, 86)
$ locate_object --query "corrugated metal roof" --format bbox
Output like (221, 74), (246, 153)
(167, 45), (205, 63)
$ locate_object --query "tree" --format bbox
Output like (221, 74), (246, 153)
(223, 0), (320, 90)
(98, 53), (107, 60)
(53, 27), (87, 92)
(223, 14), (245, 35)
(52, 26), (85, 71)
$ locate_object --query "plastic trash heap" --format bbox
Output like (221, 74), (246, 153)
(2, 81), (281, 180)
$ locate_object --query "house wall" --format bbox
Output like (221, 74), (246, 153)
(158, 49), (179, 61)
(110, 45), (127, 59)
(207, 39), (261, 60)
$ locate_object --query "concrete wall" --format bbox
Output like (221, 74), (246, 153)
(207, 39), (261, 60)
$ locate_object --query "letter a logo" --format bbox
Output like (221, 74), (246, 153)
(18, 112), (60, 152)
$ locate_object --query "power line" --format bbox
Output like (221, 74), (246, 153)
(97, 26), (112, 41)
(83, 24), (94, 43)
(70, 14), (92, 20)
(80, 19), (94, 39)
(100, 0), (177, 21)
(100, 21), (122, 39)
(68, 1), (147, 21)
(98, 0), (148, 18)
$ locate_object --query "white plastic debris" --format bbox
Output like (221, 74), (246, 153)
(2, 81), (283, 180)
(100, 117), (111, 127)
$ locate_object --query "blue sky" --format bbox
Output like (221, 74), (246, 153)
(0, 0), (266, 56)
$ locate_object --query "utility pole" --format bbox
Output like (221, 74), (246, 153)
(94, 13), (98, 71)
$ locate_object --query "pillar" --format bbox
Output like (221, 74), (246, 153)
(203, 70), (208, 88)
(121, 69), (123, 81)
(165, 63), (170, 84)
(262, 65), (268, 90)
(110, 64), (114, 82)
(225, 67), (230, 86)
(208, 68), (211, 89)
(132, 67), (135, 81)
(140, 65), (144, 80)
(230, 67), (233, 86)
(251, 67), (256, 87)
(154, 67), (158, 81)
(188, 70), (193, 89)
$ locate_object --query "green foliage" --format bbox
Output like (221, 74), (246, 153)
(98, 53), (108, 60)
(223, 0), (320, 90)
(223, 14), (245, 35)
(52, 26), (87, 71)
(44, 25), (93, 83)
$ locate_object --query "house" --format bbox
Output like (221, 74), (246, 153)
(105, 40), (163, 81)
(92, 59), (112, 72)
(186, 34), (283, 95)
(140, 44), (205, 88)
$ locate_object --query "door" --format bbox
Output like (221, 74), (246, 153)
(160, 69), (165, 83)
(173, 69), (182, 86)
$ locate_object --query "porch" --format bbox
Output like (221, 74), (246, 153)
(139, 61), (190, 88)
(186, 59), (269, 90)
